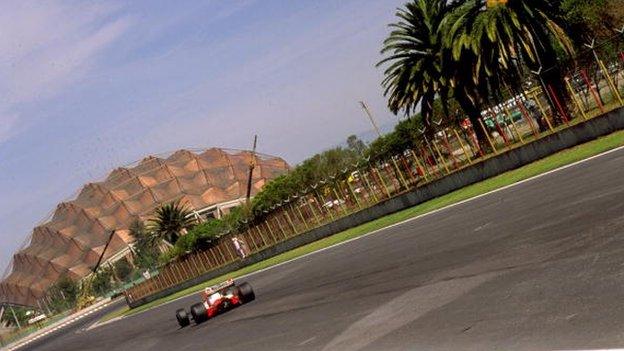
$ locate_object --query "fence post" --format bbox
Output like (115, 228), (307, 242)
(314, 189), (334, 220)
(442, 133), (460, 169)
(222, 240), (237, 261)
(391, 157), (410, 189)
(523, 95), (550, 131)
(334, 181), (350, 213)
(273, 215), (288, 239)
(293, 203), (310, 230)
(580, 69), (605, 114)
(420, 145), (439, 177)
(305, 195), (322, 225)
(243, 230), (258, 253)
(565, 77), (589, 120)
(531, 90), (555, 128)
(215, 244), (227, 265)
(329, 186), (346, 216)
(361, 171), (379, 203)
(431, 140), (451, 174)
(263, 221), (278, 244)
(198, 251), (209, 272)
(597, 58), (623, 105)
(283, 206), (298, 234)
(180, 261), (190, 281)
(399, 154), (417, 186)
(452, 129), (473, 164)
(477, 118), (498, 154)
(410, 149), (428, 180)
(346, 177), (363, 209)
(254, 225), (268, 248)
(209, 248), (220, 267)
(372, 167), (391, 198)
(503, 104), (527, 142)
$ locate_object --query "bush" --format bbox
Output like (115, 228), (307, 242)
(91, 267), (113, 296)
(129, 220), (160, 271)
(251, 144), (363, 215)
(171, 219), (226, 257)
(55, 275), (78, 305)
(114, 258), (133, 282)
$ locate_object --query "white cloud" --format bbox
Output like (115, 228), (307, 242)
(0, 1), (131, 143)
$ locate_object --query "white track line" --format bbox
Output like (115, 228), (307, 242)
(25, 144), (624, 336)
(231, 144), (624, 277)
(3, 301), (113, 351)
(121, 144), (624, 316)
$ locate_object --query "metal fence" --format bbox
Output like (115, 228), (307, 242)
(125, 35), (624, 305)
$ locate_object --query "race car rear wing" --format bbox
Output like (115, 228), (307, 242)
(206, 279), (235, 293)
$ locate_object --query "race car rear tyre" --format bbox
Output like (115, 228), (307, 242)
(238, 282), (255, 303)
(190, 303), (208, 324)
(175, 309), (190, 327)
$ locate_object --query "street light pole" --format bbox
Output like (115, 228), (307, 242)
(359, 101), (382, 138)
(245, 135), (258, 205)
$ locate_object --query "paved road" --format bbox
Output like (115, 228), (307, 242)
(22, 147), (624, 351)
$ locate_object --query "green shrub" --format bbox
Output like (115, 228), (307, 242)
(114, 258), (133, 282)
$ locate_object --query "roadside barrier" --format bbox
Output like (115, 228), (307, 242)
(125, 37), (624, 307)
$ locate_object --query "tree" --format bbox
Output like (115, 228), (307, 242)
(366, 116), (423, 160)
(91, 267), (113, 296)
(561, 0), (621, 42)
(148, 200), (196, 244)
(377, 0), (457, 132)
(346, 135), (366, 156)
(113, 258), (133, 282)
(129, 219), (160, 270)
(250, 146), (361, 215)
(172, 219), (225, 256)
(0, 306), (31, 326)
(446, 0), (575, 125)
(48, 274), (78, 310)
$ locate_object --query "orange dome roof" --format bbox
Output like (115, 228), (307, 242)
(0, 148), (289, 306)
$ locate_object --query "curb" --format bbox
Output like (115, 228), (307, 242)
(1, 298), (115, 351)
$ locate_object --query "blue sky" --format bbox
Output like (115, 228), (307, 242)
(0, 0), (405, 272)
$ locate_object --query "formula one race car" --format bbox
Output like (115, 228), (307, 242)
(175, 279), (255, 327)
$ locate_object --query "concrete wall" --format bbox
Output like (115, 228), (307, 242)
(127, 107), (624, 308)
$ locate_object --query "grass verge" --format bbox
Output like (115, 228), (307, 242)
(100, 129), (624, 323)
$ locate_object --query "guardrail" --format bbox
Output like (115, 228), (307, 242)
(125, 37), (624, 307)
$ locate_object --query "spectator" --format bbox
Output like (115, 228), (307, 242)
(231, 237), (247, 259)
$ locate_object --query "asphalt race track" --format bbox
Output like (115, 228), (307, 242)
(20, 147), (624, 351)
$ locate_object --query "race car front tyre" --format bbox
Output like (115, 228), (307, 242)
(176, 309), (190, 327)
(238, 282), (255, 303)
(190, 303), (208, 324)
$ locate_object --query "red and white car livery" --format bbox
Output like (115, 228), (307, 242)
(175, 279), (255, 327)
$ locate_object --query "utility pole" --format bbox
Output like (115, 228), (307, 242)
(78, 230), (116, 305)
(245, 135), (258, 205)
(93, 230), (116, 274)
(359, 101), (382, 138)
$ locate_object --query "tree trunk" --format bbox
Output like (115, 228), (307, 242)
(454, 92), (490, 155)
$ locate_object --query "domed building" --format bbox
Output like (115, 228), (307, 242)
(0, 148), (289, 307)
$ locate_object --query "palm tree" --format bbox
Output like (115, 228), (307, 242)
(129, 219), (160, 269)
(129, 219), (154, 248)
(377, 0), (458, 133)
(446, 0), (575, 124)
(148, 200), (196, 244)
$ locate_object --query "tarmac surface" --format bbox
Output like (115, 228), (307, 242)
(20, 147), (624, 351)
